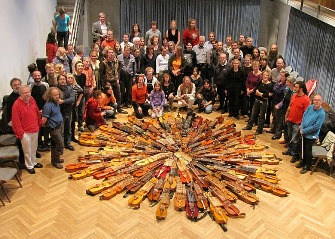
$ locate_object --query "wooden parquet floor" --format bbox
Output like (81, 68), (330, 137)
(1, 109), (335, 239)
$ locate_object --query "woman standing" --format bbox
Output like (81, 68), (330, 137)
(53, 6), (71, 49)
(129, 23), (142, 42)
(168, 46), (186, 92)
(46, 32), (58, 63)
(243, 70), (273, 135)
(132, 74), (150, 119)
(166, 20), (180, 46)
(246, 61), (262, 118)
(150, 81), (165, 118)
(73, 61), (86, 132)
(90, 50), (101, 90)
(252, 47), (260, 62)
(141, 45), (156, 73)
(183, 18), (199, 48)
(156, 46), (170, 81)
(82, 57), (95, 101)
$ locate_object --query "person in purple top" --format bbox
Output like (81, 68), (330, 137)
(150, 81), (165, 118)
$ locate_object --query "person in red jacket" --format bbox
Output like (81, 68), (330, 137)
(46, 32), (58, 63)
(182, 18), (199, 48)
(11, 85), (42, 174)
(85, 90), (106, 132)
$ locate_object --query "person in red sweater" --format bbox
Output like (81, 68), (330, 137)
(11, 85), (42, 174)
(46, 32), (58, 63)
(85, 90), (106, 132)
(182, 18), (199, 48)
(132, 74), (150, 119)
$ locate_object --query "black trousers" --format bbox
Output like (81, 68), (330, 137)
(132, 101), (150, 119)
(301, 137), (315, 168)
(227, 88), (241, 117)
(247, 99), (267, 133)
(119, 74), (133, 105)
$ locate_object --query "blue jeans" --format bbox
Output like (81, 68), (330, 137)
(287, 121), (300, 158)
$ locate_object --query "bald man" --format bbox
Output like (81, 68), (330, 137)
(297, 95), (325, 174)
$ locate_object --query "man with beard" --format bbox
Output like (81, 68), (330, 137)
(240, 37), (254, 57)
(42, 63), (57, 87)
(30, 71), (49, 151)
(57, 74), (75, 151)
(268, 44), (279, 69)
(183, 42), (197, 77)
(53, 47), (70, 73)
(42, 87), (64, 169)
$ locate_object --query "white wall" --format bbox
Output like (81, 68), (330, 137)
(0, 0), (57, 104)
(258, 0), (291, 55)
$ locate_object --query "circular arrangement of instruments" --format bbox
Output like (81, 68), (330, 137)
(66, 112), (289, 232)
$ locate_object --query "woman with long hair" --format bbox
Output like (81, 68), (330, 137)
(161, 73), (175, 111)
(182, 18), (199, 48)
(46, 32), (58, 63)
(141, 45), (156, 73)
(190, 67), (203, 92)
(132, 74), (150, 119)
(168, 46), (186, 92)
(166, 20), (180, 46)
(85, 90), (107, 132)
(129, 23), (142, 42)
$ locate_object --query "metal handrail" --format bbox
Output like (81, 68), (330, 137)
(69, 0), (84, 46)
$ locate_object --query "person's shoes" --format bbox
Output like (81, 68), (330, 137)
(65, 145), (75, 151)
(254, 131), (262, 135)
(295, 161), (304, 168)
(18, 163), (26, 170)
(290, 157), (298, 163)
(266, 130), (274, 134)
(36, 152), (41, 158)
(300, 166), (310, 174)
(26, 168), (36, 174)
(78, 126), (86, 132)
(52, 162), (63, 169)
(118, 109), (128, 114)
(71, 137), (79, 143)
(58, 158), (64, 163)
(282, 150), (291, 156)
(123, 104), (130, 108)
(87, 125), (95, 133)
(233, 115), (240, 120)
(243, 126), (252, 130)
(198, 108), (203, 113)
(34, 163), (43, 168)
(264, 124), (270, 128)
(37, 145), (50, 152)
(215, 106), (223, 111)
(271, 135), (281, 140)
(228, 114), (233, 117)
(279, 139), (286, 144)
(110, 114), (117, 119)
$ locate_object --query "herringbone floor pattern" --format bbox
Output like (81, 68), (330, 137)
(1, 111), (335, 239)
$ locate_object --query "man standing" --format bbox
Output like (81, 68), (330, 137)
(117, 45), (136, 108)
(240, 37), (254, 57)
(283, 81), (311, 163)
(296, 95), (325, 174)
(53, 47), (70, 73)
(42, 87), (65, 169)
(268, 44), (279, 69)
(42, 63), (57, 87)
(92, 12), (111, 43)
(99, 47), (127, 114)
(12, 85), (42, 174)
(30, 71), (49, 151)
(213, 53), (230, 113)
(57, 74), (75, 151)
(192, 36), (209, 77)
(120, 33), (134, 52)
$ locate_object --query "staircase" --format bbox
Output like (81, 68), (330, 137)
(55, 0), (84, 46)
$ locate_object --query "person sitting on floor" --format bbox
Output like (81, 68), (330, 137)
(100, 82), (118, 119)
(150, 81), (165, 118)
(176, 76), (195, 112)
(85, 90), (107, 132)
(195, 79), (216, 114)
(132, 74), (150, 119)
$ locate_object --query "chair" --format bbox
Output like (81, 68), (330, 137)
(285, 66), (293, 73)
(296, 76), (304, 82)
(0, 146), (21, 181)
(0, 167), (22, 204)
(311, 144), (335, 176)
(290, 71), (298, 78)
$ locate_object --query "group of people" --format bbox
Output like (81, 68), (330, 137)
(1, 8), (328, 175)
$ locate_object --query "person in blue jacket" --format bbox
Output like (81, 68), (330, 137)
(297, 95), (325, 174)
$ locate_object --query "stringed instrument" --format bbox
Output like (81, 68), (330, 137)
(86, 174), (132, 195)
(206, 192), (229, 225)
(147, 177), (165, 202)
(156, 189), (171, 220)
(174, 182), (186, 211)
(186, 188), (199, 221)
(192, 182), (208, 210)
(99, 177), (135, 200)
(246, 176), (290, 197)
(128, 177), (157, 209)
